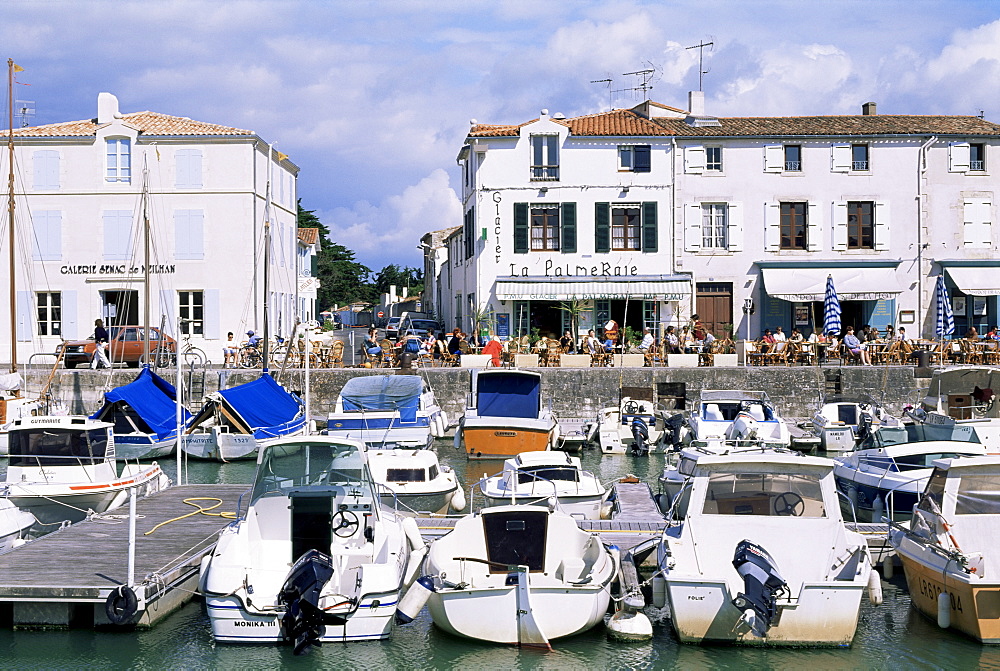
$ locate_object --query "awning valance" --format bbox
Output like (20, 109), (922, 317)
(495, 276), (690, 301)
(761, 267), (902, 302)
(944, 267), (1000, 297)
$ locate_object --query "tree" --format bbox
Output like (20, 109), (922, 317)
(297, 200), (376, 308)
(372, 264), (424, 297)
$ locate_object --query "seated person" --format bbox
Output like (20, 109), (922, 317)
(602, 335), (615, 353)
(664, 326), (681, 354)
(559, 330), (576, 353)
(638, 327), (655, 352)
(788, 328), (804, 343)
(760, 329), (776, 345)
(843, 326), (871, 365)
(363, 328), (382, 357)
(482, 335), (503, 367)
(246, 329), (262, 347)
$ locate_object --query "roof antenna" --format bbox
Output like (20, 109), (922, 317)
(590, 76), (613, 109)
(685, 39), (714, 91)
(15, 100), (34, 127)
(621, 62), (660, 103)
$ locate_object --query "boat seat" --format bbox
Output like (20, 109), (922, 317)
(556, 557), (586, 582)
(704, 404), (724, 421)
(747, 406), (766, 421)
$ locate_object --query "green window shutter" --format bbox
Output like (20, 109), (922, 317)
(514, 202), (529, 253)
(561, 202), (577, 253)
(642, 201), (658, 253)
(595, 202), (610, 253)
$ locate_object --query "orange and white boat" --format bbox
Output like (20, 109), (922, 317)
(889, 455), (1000, 643)
(1, 415), (170, 528)
(455, 370), (558, 459)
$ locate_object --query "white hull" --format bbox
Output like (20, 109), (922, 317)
(380, 486), (457, 516)
(113, 434), (176, 460)
(481, 492), (604, 519)
(0, 499), (34, 551)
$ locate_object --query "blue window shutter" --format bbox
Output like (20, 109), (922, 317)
(174, 209), (204, 260)
(514, 203), (529, 253)
(175, 149), (203, 189)
(642, 202), (658, 253)
(16, 291), (32, 341)
(61, 290), (78, 340)
(32, 210), (62, 261)
(634, 145), (651, 173)
(561, 202), (577, 253)
(204, 289), (220, 340)
(103, 210), (134, 260)
(33, 150), (59, 190)
(159, 290), (177, 337)
(595, 202), (610, 253)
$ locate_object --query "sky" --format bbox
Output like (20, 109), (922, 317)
(3, 0), (1000, 273)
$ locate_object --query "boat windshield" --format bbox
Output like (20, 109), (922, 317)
(385, 468), (426, 483)
(8, 428), (110, 467)
(880, 451), (985, 472)
(862, 424), (980, 450)
(252, 441), (369, 502)
(705, 401), (772, 422)
(955, 474), (1000, 515)
(517, 466), (579, 484)
(702, 470), (826, 517)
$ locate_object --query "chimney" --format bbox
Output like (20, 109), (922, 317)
(688, 91), (705, 117)
(862, 101), (877, 116)
(97, 92), (121, 124)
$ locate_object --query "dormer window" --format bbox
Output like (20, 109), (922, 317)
(106, 138), (131, 183)
(530, 134), (559, 181)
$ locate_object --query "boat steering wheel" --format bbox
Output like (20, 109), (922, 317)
(773, 492), (805, 516)
(332, 510), (360, 537)
(623, 401), (639, 414)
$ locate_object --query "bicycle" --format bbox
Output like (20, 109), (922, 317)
(239, 342), (264, 369)
(179, 334), (211, 367)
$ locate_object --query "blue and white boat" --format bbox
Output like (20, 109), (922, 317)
(184, 374), (307, 461)
(325, 375), (447, 450)
(686, 390), (790, 449)
(90, 367), (191, 460)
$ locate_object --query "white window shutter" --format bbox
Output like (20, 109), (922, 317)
(807, 202), (822, 251)
(832, 201), (848, 250)
(949, 142), (971, 173)
(203, 289), (220, 340)
(16, 291), (32, 341)
(32, 210), (62, 261)
(684, 145), (705, 174)
(764, 202), (780, 251)
(963, 198), (992, 248)
(61, 290), (78, 340)
(763, 145), (783, 172)
(831, 144), (851, 173)
(874, 200), (891, 250)
(727, 202), (744, 251)
(103, 210), (134, 260)
(33, 150), (59, 190)
(174, 209), (205, 260)
(684, 203), (702, 251)
(175, 149), (203, 189)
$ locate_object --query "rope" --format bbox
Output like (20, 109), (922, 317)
(143, 497), (237, 535)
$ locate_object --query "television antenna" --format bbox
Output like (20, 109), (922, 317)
(15, 100), (34, 127)
(685, 39), (714, 91)
(590, 75), (614, 108)
(620, 62), (661, 102)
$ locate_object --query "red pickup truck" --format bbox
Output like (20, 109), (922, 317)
(60, 326), (176, 368)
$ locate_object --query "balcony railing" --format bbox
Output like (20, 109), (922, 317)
(784, 160), (801, 171)
(530, 165), (559, 180)
(852, 160), (869, 171)
(970, 160), (985, 171)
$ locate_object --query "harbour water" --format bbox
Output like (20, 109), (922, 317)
(2, 441), (1000, 669)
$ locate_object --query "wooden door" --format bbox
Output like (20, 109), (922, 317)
(696, 283), (733, 338)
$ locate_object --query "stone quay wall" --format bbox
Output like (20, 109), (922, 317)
(34, 365), (930, 425)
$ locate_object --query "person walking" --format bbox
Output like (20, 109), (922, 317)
(91, 318), (111, 369)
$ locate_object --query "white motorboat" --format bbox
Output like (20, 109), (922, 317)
(201, 436), (421, 652)
(326, 375), (447, 450)
(686, 390), (791, 449)
(656, 451), (877, 646)
(0, 499), (35, 552)
(906, 366), (1000, 452)
(455, 370), (559, 460)
(593, 396), (683, 456)
(368, 449), (465, 515)
(0, 373), (42, 456)
(889, 455), (1000, 643)
(810, 395), (902, 453)
(833, 424), (986, 522)
(2, 415), (170, 528)
(478, 451), (609, 520)
(416, 505), (617, 647)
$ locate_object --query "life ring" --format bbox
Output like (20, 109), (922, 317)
(105, 585), (139, 625)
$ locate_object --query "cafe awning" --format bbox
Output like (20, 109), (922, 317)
(760, 266), (903, 302)
(944, 266), (1000, 297)
(495, 275), (691, 301)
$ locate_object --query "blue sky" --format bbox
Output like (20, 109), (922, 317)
(3, 0), (1000, 272)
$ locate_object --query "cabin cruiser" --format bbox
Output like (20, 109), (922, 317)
(478, 451), (609, 519)
(326, 375), (447, 450)
(368, 449), (465, 515)
(833, 423), (986, 522)
(0, 373), (41, 456)
(810, 395), (902, 453)
(2, 415), (169, 528)
(686, 390), (790, 449)
(906, 366), (1000, 452)
(656, 451), (877, 645)
(593, 397), (683, 456)
(415, 505), (617, 647)
(455, 370), (558, 459)
(201, 436), (421, 652)
(889, 455), (1000, 643)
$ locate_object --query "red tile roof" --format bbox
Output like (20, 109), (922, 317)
(11, 111), (254, 137)
(298, 227), (319, 245)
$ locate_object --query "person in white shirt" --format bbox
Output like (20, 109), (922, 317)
(639, 327), (655, 352)
(773, 326), (788, 342)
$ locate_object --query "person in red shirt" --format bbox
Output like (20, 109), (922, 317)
(482, 335), (503, 367)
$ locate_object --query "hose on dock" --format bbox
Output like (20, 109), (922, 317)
(143, 497), (237, 535)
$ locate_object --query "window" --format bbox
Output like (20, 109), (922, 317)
(706, 146), (723, 171)
(701, 204), (728, 249)
(530, 205), (560, 251)
(37, 292), (60, 336)
(178, 291), (203, 336)
(105, 138), (131, 183)
(784, 145), (801, 171)
(851, 144), (869, 171)
(780, 202), (808, 250)
(970, 143), (986, 171)
(702, 471), (826, 517)
(847, 201), (874, 249)
(618, 145), (651, 172)
(611, 205), (641, 251)
(530, 134), (559, 180)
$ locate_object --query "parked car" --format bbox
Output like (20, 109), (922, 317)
(60, 326), (176, 369)
(398, 319), (441, 340)
(385, 316), (402, 337)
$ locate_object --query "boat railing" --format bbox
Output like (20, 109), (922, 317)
(836, 488), (858, 524)
(881, 472), (933, 523)
(468, 470), (568, 512)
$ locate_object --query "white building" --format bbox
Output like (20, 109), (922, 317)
(1, 92), (317, 362)
(443, 94), (1000, 341)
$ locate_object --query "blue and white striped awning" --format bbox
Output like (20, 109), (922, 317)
(495, 276), (691, 301)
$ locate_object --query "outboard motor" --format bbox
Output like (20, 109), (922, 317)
(856, 411), (873, 445)
(662, 413), (686, 452)
(279, 549), (336, 655)
(630, 416), (650, 456)
(731, 540), (788, 638)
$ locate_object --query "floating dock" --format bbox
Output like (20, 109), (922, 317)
(0, 483), (247, 629)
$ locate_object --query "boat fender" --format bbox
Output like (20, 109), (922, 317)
(105, 585), (138, 625)
(449, 487), (467, 512)
(396, 576), (435, 624)
(10, 537), (26, 549)
(403, 545), (428, 587)
(651, 574), (667, 609)
(198, 554), (212, 594)
(606, 608), (653, 642)
(867, 569), (883, 606)
(937, 591), (951, 629)
(401, 517), (425, 552)
(873, 496), (885, 523)
(882, 555), (894, 580)
(430, 413), (442, 438)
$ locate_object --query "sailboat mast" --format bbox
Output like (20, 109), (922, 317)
(142, 163), (150, 364)
(7, 59), (17, 379)
(262, 148), (271, 373)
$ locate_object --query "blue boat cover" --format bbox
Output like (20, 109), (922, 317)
(477, 372), (540, 419)
(217, 373), (303, 430)
(90, 367), (191, 440)
(340, 375), (421, 423)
